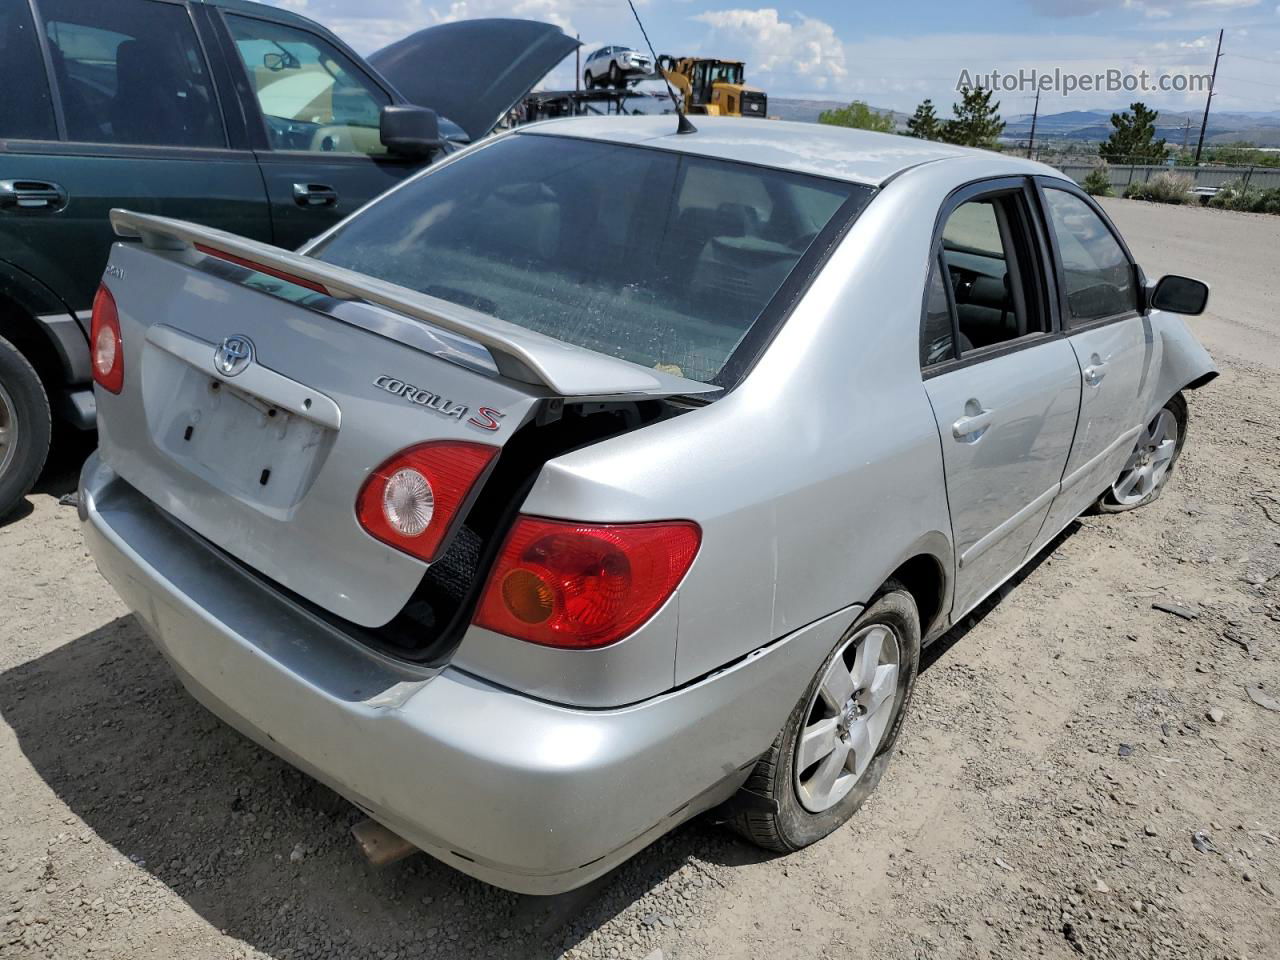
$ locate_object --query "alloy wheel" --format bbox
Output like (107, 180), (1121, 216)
(1112, 408), (1179, 506)
(0, 380), (17, 480)
(793, 623), (901, 813)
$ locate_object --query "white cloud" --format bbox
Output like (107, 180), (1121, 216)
(690, 9), (847, 90)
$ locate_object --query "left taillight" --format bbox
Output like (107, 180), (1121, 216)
(90, 283), (123, 394)
(355, 441), (498, 563)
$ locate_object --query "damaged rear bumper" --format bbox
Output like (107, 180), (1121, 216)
(78, 453), (856, 893)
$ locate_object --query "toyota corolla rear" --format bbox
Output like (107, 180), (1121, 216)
(78, 124), (873, 892)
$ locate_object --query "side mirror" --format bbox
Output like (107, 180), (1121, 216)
(1149, 274), (1209, 316)
(379, 105), (441, 157)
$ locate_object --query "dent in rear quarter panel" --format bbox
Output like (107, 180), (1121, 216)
(518, 169), (961, 689)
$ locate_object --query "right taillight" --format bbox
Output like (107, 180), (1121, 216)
(90, 283), (123, 394)
(474, 517), (701, 649)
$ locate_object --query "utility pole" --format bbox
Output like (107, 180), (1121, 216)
(575, 34), (581, 92)
(1193, 29), (1223, 166)
(1181, 117), (1190, 153)
(1026, 88), (1040, 159)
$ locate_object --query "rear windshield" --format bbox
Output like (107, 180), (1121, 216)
(310, 133), (870, 384)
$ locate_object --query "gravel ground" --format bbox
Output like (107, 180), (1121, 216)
(3, 197), (1279, 960)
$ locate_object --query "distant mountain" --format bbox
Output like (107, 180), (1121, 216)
(769, 100), (1280, 147)
(1002, 108), (1280, 147)
(770, 98), (907, 129)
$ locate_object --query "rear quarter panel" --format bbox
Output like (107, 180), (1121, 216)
(497, 158), (1042, 687)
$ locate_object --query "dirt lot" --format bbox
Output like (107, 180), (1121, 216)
(2, 197), (1279, 960)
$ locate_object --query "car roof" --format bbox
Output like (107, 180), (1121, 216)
(518, 115), (1058, 187)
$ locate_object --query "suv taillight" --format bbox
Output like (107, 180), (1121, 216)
(474, 517), (701, 649)
(90, 284), (123, 394)
(356, 441), (497, 563)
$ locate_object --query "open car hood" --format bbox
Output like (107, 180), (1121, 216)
(369, 19), (580, 143)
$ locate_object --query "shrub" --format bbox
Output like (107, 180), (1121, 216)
(1123, 171), (1193, 204)
(1208, 179), (1266, 212)
(1082, 166), (1112, 196)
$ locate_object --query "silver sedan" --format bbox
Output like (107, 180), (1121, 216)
(80, 116), (1215, 893)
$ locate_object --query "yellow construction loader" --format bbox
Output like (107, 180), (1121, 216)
(656, 56), (767, 118)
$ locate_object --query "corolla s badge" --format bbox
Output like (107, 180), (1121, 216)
(214, 335), (254, 377)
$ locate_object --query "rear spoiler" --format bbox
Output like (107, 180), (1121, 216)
(109, 209), (720, 400)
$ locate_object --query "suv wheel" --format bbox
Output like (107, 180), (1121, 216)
(0, 334), (52, 520)
(583, 70), (594, 89)
(609, 63), (623, 87)
(729, 582), (920, 852)
(1097, 393), (1187, 513)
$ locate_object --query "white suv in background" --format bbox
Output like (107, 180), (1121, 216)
(583, 45), (652, 88)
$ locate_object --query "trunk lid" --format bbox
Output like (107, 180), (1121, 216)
(95, 212), (715, 628)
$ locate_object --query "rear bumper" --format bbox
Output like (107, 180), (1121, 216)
(78, 453), (857, 893)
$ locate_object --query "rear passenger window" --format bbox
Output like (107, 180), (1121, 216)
(39, 0), (224, 147)
(924, 192), (1048, 366)
(1043, 188), (1138, 325)
(0, 0), (56, 140)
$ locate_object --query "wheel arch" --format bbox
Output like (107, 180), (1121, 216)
(874, 532), (953, 642)
(0, 259), (85, 390)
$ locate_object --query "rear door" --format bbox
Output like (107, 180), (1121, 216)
(1033, 182), (1155, 542)
(2, 0), (270, 315)
(207, 7), (423, 250)
(920, 178), (1081, 617)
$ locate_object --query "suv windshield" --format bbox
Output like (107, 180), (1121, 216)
(310, 133), (870, 384)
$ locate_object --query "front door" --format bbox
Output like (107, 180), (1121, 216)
(214, 9), (423, 250)
(919, 180), (1082, 617)
(1034, 185), (1155, 544)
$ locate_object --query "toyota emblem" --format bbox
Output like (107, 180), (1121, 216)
(214, 335), (254, 377)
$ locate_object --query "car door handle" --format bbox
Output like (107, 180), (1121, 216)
(0, 179), (67, 211)
(952, 407), (995, 441)
(1083, 361), (1108, 386)
(292, 183), (338, 207)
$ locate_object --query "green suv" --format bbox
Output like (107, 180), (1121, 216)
(0, 0), (574, 517)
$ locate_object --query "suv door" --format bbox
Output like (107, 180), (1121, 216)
(920, 178), (1082, 617)
(2, 0), (270, 316)
(210, 8), (425, 250)
(1033, 183), (1155, 542)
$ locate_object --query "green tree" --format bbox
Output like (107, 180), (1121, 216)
(1099, 102), (1167, 164)
(818, 100), (895, 133)
(906, 99), (941, 140)
(940, 86), (1005, 149)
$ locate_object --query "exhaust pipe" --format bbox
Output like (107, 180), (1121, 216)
(351, 818), (418, 867)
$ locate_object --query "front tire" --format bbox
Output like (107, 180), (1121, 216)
(583, 70), (594, 90)
(730, 583), (920, 852)
(609, 64), (623, 88)
(0, 334), (52, 520)
(1097, 393), (1188, 513)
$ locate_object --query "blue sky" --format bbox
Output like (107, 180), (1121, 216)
(263, 0), (1280, 115)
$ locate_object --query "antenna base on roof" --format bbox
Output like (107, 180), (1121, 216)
(676, 112), (697, 135)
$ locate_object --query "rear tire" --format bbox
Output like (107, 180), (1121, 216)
(1097, 393), (1188, 513)
(0, 334), (52, 520)
(729, 582), (920, 852)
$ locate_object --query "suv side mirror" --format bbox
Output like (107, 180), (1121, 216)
(1149, 274), (1209, 316)
(379, 105), (442, 157)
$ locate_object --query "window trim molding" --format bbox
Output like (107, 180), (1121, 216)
(1033, 176), (1144, 334)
